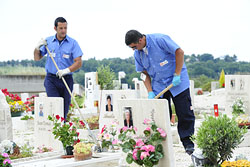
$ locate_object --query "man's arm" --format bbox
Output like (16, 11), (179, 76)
(142, 71), (153, 92)
(68, 56), (82, 72)
(34, 49), (43, 61)
(175, 48), (184, 75)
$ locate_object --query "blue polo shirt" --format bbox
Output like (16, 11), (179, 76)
(134, 33), (190, 97)
(40, 34), (83, 75)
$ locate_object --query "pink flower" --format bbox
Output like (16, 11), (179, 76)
(134, 126), (138, 132)
(132, 149), (138, 160)
(104, 133), (110, 140)
(1, 153), (9, 158)
(135, 139), (144, 147)
(157, 128), (167, 138)
(140, 151), (150, 160)
(143, 118), (151, 125)
(112, 139), (118, 145)
(145, 127), (151, 131)
(141, 145), (155, 152)
(122, 126), (128, 132)
(3, 159), (11, 164)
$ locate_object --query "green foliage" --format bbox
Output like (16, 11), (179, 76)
(71, 94), (85, 109)
(20, 143), (34, 158)
(97, 65), (115, 90)
(20, 115), (34, 120)
(193, 75), (214, 90)
(192, 115), (247, 166)
(73, 70), (85, 86)
(48, 115), (79, 149)
(0, 153), (12, 167)
(219, 69), (225, 88)
(119, 120), (166, 167)
(232, 98), (246, 116)
(0, 65), (45, 75)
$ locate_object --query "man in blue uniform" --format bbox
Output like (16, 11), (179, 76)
(34, 17), (83, 120)
(125, 30), (195, 155)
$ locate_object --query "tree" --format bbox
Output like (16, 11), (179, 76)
(97, 65), (115, 90)
(73, 70), (85, 86)
(219, 69), (225, 88)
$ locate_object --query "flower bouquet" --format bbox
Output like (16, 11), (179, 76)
(48, 115), (80, 155)
(0, 140), (20, 157)
(35, 145), (53, 153)
(98, 121), (118, 151)
(118, 119), (167, 167)
(232, 98), (246, 116)
(73, 142), (93, 161)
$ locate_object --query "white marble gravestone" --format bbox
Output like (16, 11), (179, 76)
(0, 90), (13, 141)
(34, 97), (64, 152)
(225, 75), (250, 115)
(117, 99), (175, 167)
(99, 90), (137, 130)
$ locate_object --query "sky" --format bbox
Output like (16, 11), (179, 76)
(0, 0), (250, 62)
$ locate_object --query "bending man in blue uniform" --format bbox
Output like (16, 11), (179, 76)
(34, 17), (83, 120)
(125, 30), (195, 155)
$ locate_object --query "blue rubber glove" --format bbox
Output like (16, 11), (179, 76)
(172, 74), (181, 86)
(148, 91), (155, 99)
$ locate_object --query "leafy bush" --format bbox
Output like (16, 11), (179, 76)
(192, 115), (247, 166)
(97, 65), (115, 90)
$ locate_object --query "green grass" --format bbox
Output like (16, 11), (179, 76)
(0, 66), (45, 75)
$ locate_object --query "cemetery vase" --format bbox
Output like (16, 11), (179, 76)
(11, 111), (23, 117)
(74, 152), (92, 161)
(66, 146), (74, 155)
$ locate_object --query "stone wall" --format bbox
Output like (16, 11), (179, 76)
(0, 75), (45, 93)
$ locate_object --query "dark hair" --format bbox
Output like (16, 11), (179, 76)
(125, 30), (143, 45)
(54, 17), (67, 28)
(107, 95), (111, 100)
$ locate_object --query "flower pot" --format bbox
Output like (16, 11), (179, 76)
(11, 111), (23, 117)
(74, 152), (92, 161)
(89, 123), (99, 130)
(66, 146), (74, 155)
(238, 122), (250, 129)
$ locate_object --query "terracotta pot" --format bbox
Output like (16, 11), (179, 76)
(238, 122), (250, 129)
(89, 123), (99, 130)
(74, 152), (92, 161)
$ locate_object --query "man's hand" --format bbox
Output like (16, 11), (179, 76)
(172, 74), (181, 86)
(36, 39), (47, 50)
(148, 91), (155, 99)
(56, 68), (71, 79)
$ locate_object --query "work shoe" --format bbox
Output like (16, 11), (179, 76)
(185, 145), (195, 155)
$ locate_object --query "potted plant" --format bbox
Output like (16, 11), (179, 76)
(118, 119), (167, 167)
(87, 116), (99, 130)
(24, 95), (37, 114)
(73, 142), (92, 161)
(0, 153), (12, 167)
(192, 115), (247, 166)
(1, 89), (26, 117)
(236, 114), (250, 129)
(48, 115), (80, 155)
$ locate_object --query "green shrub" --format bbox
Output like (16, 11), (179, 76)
(202, 81), (211, 92)
(192, 115), (247, 166)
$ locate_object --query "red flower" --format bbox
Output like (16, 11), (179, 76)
(69, 122), (73, 127)
(56, 115), (60, 120)
(77, 139), (80, 143)
(61, 117), (65, 122)
(79, 120), (85, 127)
(26, 98), (30, 100)
(77, 132), (79, 136)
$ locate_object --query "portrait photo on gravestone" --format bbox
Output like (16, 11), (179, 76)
(123, 106), (133, 128)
